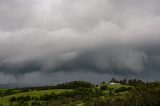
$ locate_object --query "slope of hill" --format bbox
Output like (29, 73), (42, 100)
(0, 80), (160, 106)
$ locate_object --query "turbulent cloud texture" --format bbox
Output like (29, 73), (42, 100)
(0, 0), (160, 84)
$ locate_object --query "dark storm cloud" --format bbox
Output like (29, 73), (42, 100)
(0, 0), (160, 84)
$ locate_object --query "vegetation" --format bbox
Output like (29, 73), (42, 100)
(0, 79), (160, 106)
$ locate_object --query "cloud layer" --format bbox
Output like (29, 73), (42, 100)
(0, 0), (160, 84)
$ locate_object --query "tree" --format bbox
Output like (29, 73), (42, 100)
(101, 81), (105, 85)
(122, 79), (127, 85)
(109, 78), (116, 83)
(100, 85), (108, 90)
(128, 79), (133, 85)
(9, 96), (16, 102)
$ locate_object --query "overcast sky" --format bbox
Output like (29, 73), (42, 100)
(0, 0), (160, 85)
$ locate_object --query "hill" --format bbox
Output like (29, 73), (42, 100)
(0, 80), (160, 106)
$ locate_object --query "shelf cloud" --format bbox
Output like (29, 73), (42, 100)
(0, 0), (160, 84)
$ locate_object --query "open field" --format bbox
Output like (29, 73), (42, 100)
(0, 89), (73, 106)
(0, 82), (130, 106)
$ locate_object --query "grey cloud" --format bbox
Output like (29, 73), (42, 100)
(0, 0), (160, 83)
(0, 0), (36, 30)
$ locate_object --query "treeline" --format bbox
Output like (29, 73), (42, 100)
(0, 81), (93, 97)
(15, 81), (94, 91)
(0, 89), (18, 97)
(96, 82), (160, 106)
(109, 78), (146, 86)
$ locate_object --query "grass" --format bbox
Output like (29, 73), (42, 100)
(102, 84), (131, 97)
(0, 84), (131, 106)
(76, 103), (85, 106)
(0, 89), (73, 106)
(108, 84), (130, 89)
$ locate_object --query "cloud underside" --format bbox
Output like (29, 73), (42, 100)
(0, 0), (160, 83)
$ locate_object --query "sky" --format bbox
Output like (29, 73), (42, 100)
(0, 0), (160, 85)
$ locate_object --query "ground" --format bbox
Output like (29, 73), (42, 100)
(0, 83), (131, 106)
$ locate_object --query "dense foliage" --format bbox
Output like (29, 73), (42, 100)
(0, 79), (160, 106)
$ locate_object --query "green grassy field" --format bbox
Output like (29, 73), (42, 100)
(108, 84), (130, 89)
(0, 83), (131, 106)
(0, 89), (73, 106)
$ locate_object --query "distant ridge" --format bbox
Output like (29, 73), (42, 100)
(0, 83), (38, 88)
